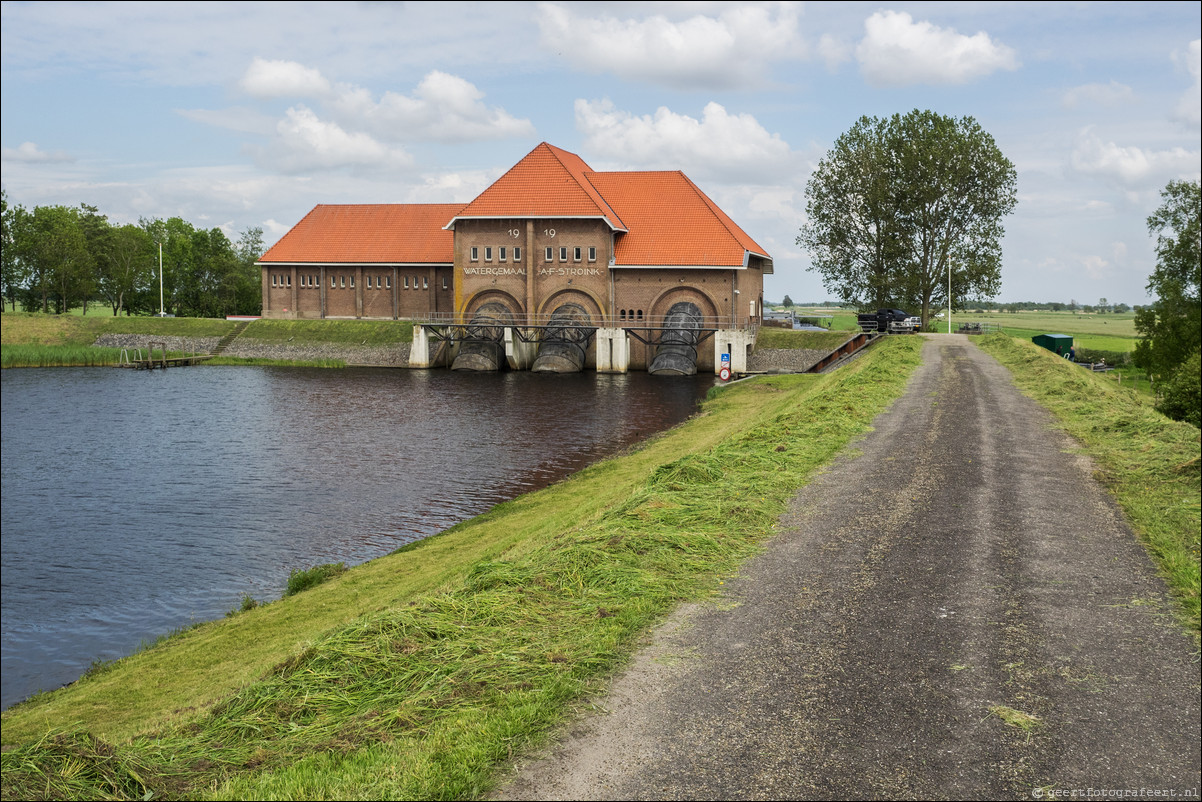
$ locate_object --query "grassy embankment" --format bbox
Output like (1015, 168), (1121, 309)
(754, 326), (852, 352)
(0, 313), (234, 367)
(977, 333), (1200, 636)
(0, 314), (415, 368)
(1, 336), (925, 800)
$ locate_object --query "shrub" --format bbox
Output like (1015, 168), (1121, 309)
(1155, 351), (1201, 428)
(284, 562), (347, 597)
(1074, 347), (1132, 367)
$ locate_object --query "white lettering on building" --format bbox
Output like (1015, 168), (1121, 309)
(463, 267), (527, 276)
(537, 267), (602, 277)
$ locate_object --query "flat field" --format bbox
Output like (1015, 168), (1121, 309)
(953, 310), (1139, 352)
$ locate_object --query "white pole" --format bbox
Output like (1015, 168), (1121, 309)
(947, 260), (952, 335)
(157, 238), (164, 317)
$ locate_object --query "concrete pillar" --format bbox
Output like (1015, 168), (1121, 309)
(714, 329), (755, 375)
(410, 325), (432, 368)
(503, 327), (536, 370)
(595, 327), (630, 373)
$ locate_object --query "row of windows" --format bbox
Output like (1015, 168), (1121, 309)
(618, 309), (645, 321)
(468, 245), (598, 263)
(271, 274), (443, 290)
(469, 246), (522, 263)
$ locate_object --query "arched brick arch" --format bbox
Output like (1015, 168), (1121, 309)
(537, 288), (605, 323)
(461, 289), (523, 319)
(648, 286), (720, 323)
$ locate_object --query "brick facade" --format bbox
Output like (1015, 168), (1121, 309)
(257, 143), (771, 370)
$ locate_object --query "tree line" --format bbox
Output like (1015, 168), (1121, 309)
(0, 190), (263, 317)
(773, 297), (1135, 315)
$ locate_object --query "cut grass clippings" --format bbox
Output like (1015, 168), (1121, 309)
(0, 336), (924, 801)
(977, 333), (1201, 639)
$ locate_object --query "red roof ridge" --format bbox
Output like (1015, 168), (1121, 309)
(449, 142), (627, 231)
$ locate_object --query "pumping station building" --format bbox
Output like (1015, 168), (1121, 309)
(257, 143), (773, 375)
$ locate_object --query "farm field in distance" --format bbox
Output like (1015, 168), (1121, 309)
(957, 309), (1139, 352)
(774, 307), (1139, 352)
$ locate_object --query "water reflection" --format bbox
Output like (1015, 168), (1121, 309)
(0, 366), (713, 710)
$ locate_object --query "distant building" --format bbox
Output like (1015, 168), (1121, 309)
(257, 142), (772, 370)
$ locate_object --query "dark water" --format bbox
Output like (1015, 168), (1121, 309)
(0, 366), (714, 710)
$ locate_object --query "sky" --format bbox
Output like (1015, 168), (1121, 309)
(2, 1), (1199, 307)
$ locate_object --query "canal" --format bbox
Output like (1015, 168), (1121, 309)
(0, 366), (714, 710)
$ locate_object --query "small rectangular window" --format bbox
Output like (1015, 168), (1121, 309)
(514, 246), (522, 262)
(573, 247), (582, 261)
(386, 275), (392, 289)
(499, 247), (507, 262)
(545, 246), (553, 261)
(442, 277), (448, 289)
(485, 246), (493, 261)
(423, 277), (428, 289)
(340, 276), (345, 288)
(470, 246), (479, 261)
(350, 276), (355, 288)
(559, 247), (567, 261)
(313, 275), (318, 286)
(588, 247), (597, 262)
(286, 275), (291, 287)
(271, 275), (277, 287)
(331, 276), (336, 289)
(404, 276), (409, 289)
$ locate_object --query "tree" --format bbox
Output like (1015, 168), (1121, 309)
(0, 191), (27, 312)
(781, 294), (794, 308)
(11, 205), (91, 313)
(1134, 179), (1200, 422)
(799, 110), (1017, 327)
(96, 224), (154, 315)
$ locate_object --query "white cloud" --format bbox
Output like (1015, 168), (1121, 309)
(1070, 130), (1200, 186)
(537, 2), (803, 89)
(331, 71), (536, 143)
(575, 99), (796, 183)
(855, 10), (1019, 87)
(256, 105), (414, 174)
(1, 141), (73, 164)
(177, 107), (278, 136)
(817, 34), (852, 71)
(1172, 39), (1201, 126)
(240, 58), (331, 99)
(1061, 81), (1135, 109)
(234, 61), (534, 144)
(1075, 253), (1109, 280)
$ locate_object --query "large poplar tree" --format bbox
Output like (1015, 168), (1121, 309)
(799, 110), (1017, 327)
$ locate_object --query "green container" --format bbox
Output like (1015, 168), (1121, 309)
(1032, 333), (1074, 358)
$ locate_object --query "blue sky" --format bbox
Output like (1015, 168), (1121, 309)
(2, 1), (1199, 306)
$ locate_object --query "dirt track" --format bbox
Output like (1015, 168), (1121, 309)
(496, 335), (1201, 801)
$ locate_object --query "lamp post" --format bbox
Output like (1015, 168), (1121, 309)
(156, 240), (164, 317)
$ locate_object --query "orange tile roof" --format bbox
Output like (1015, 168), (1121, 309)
(448, 143), (626, 230)
(259, 145), (772, 271)
(586, 171), (770, 268)
(259, 204), (459, 264)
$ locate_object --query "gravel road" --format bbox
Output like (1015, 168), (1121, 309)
(496, 335), (1201, 801)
